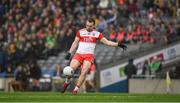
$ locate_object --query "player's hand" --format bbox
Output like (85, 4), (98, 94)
(118, 43), (127, 50)
(65, 52), (71, 60)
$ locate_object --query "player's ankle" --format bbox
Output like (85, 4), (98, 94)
(73, 85), (80, 91)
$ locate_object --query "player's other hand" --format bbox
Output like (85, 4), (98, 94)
(65, 52), (71, 60)
(118, 43), (127, 50)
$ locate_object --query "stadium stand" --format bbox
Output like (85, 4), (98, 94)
(0, 0), (180, 91)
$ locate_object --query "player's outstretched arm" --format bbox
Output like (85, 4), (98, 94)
(65, 37), (79, 60)
(100, 37), (127, 50)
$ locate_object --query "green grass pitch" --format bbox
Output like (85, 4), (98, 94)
(0, 92), (180, 102)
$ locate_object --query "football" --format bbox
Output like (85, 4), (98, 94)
(63, 66), (74, 76)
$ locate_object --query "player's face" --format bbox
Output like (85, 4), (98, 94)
(86, 21), (94, 32)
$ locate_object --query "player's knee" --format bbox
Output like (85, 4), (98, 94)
(70, 60), (80, 70)
(69, 66), (76, 71)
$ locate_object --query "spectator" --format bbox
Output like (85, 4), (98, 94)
(165, 22), (177, 44)
(0, 3), (5, 26)
(124, 58), (137, 79)
(176, 21), (180, 36)
(52, 64), (64, 91)
(175, 63), (180, 79)
(128, 0), (139, 15)
(177, 8), (180, 17)
(56, 30), (66, 52)
(5, 64), (14, 77)
(148, 56), (162, 76)
(142, 60), (151, 77)
(0, 44), (8, 72)
(117, 24), (126, 43)
(108, 24), (117, 42)
(29, 61), (41, 91)
(10, 64), (29, 91)
(54, 64), (63, 77)
(124, 58), (137, 92)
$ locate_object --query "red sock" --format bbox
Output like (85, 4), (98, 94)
(64, 82), (69, 88)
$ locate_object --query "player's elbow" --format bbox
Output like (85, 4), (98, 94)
(72, 41), (77, 45)
(72, 41), (78, 46)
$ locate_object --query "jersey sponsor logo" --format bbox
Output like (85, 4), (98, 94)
(84, 37), (94, 42)
(80, 36), (97, 43)
(79, 30), (100, 38)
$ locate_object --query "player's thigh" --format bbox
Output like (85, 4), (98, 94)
(70, 59), (80, 70)
(81, 60), (91, 74)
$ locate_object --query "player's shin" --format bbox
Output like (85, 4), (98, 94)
(72, 71), (87, 94)
(65, 76), (72, 84)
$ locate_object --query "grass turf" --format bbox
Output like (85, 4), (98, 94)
(0, 92), (180, 102)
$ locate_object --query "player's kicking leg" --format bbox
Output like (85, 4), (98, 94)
(61, 59), (80, 93)
(61, 76), (71, 93)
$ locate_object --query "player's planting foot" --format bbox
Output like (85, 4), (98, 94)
(61, 83), (69, 93)
(72, 90), (77, 94)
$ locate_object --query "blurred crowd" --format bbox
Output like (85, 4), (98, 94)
(0, 0), (180, 74)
